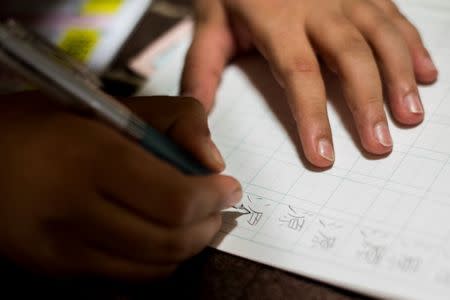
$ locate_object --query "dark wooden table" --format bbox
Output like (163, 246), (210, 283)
(1, 248), (368, 299)
(0, 1), (373, 299)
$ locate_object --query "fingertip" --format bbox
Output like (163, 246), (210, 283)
(362, 142), (393, 156)
(224, 174), (242, 193)
(180, 137), (224, 175)
(416, 69), (439, 85)
(302, 136), (335, 169)
(393, 111), (424, 127)
(294, 109), (335, 169)
(217, 175), (242, 208)
(227, 187), (243, 208)
(390, 91), (425, 126)
(414, 53), (439, 84)
(307, 155), (335, 169)
(361, 121), (393, 156)
(203, 138), (226, 172)
(317, 138), (335, 163)
(162, 100), (224, 173)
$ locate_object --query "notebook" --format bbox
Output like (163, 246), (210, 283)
(132, 1), (450, 299)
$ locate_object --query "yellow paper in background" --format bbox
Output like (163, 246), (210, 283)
(58, 29), (100, 63)
(82, 0), (124, 15)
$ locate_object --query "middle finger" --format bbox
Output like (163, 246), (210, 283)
(307, 13), (393, 155)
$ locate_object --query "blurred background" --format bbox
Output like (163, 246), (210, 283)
(0, 0), (193, 95)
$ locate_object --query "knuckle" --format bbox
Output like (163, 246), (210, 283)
(397, 19), (422, 41)
(225, 0), (246, 7)
(54, 120), (102, 167)
(95, 141), (133, 176)
(397, 81), (417, 94)
(193, 2), (218, 25)
(168, 185), (197, 226)
(194, 12), (210, 25)
(349, 96), (382, 115)
(277, 56), (320, 81)
(348, 0), (373, 16)
(37, 238), (80, 276)
(163, 230), (193, 261)
(152, 266), (178, 279)
(295, 103), (328, 130)
(379, 0), (401, 16)
(325, 14), (352, 30)
(292, 96), (325, 117)
(344, 5), (374, 28)
(365, 96), (383, 109)
(305, 105), (328, 121)
(322, 18), (372, 67)
(338, 32), (370, 58)
(73, 123), (126, 167)
(177, 96), (205, 114)
(364, 11), (392, 34)
(173, 98), (209, 134)
(42, 194), (83, 226)
(391, 9), (407, 21)
(366, 18), (400, 44)
(265, 28), (293, 49)
(334, 35), (372, 71)
(348, 1), (386, 20)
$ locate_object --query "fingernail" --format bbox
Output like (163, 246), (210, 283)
(208, 140), (225, 168)
(374, 122), (393, 148)
(404, 92), (424, 114)
(317, 138), (335, 162)
(227, 186), (243, 207)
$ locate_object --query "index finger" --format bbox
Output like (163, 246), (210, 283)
(180, 0), (235, 111)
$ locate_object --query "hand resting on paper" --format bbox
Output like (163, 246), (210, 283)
(181, 0), (439, 168)
(0, 91), (241, 280)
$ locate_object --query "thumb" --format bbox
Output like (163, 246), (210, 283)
(165, 97), (226, 173)
(126, 96), (226, 173)
(180, 2), (236, 112)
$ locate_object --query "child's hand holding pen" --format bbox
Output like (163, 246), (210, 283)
(0, 91), (241, 280)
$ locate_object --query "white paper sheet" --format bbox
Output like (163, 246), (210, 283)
(135, 1), (450, 299)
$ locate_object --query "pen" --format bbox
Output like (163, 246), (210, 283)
(0, 19), (212, 176)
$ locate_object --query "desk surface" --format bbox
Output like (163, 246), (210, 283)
(1, 1), (371, 299)
(2, 248), (368, 299)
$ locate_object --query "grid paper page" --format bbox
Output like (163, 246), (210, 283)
(137, 1), (450, 299)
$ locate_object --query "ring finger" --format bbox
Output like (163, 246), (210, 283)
(346, 1), (424, 126)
